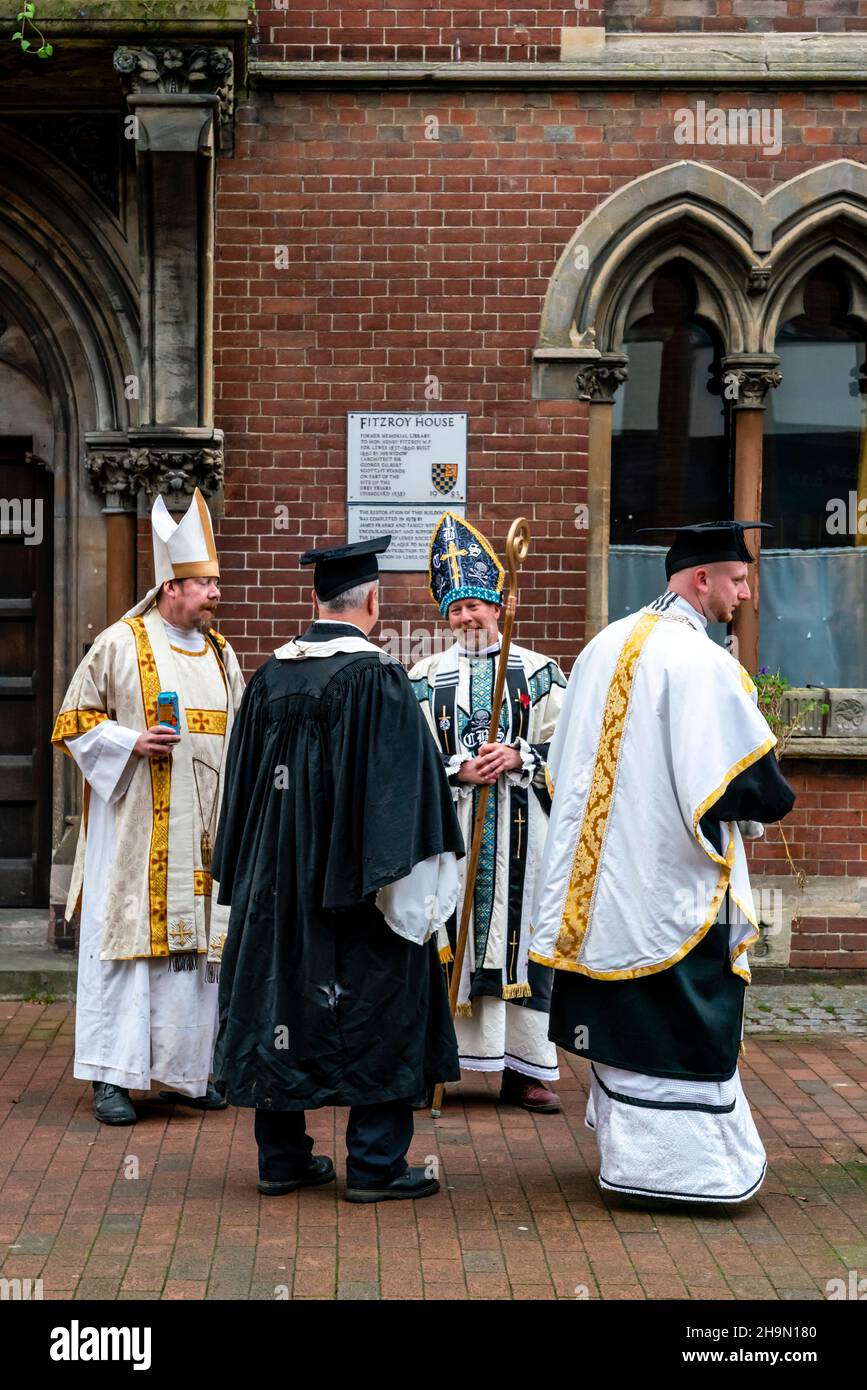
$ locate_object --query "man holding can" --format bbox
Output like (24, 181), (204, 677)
(51, 490), (245, 1125)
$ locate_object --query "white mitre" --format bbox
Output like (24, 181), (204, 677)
(124, 488), (219, 619)
(151, 489), (220, 585)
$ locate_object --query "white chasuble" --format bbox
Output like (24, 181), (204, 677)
(52, 606), (245, 1094)
(53, 604), (245, 963)
(531, 602), (774, 983)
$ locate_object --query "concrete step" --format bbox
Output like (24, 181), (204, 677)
(0, 908), (51, 948)
(0, 945), (77, 1000)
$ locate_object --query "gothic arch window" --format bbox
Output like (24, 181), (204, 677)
(763, 260), (867, 549)
(611, 261), (731, 544)
(533, 158), (867, 685)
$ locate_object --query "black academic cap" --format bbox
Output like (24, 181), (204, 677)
(299, 535), (391, 601)
(635, 521), (772, 579)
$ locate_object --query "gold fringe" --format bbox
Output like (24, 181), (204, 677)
(502, 982), (532, 1000)
(455, 1001), (473, 1018)
(740, 1039), (746, 1057)
(439, 944), (454, 965)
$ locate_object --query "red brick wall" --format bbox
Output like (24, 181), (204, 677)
(747, 759), (867, 968)
(789, 917), (867, 969)
(252, 4), (593, 64)
(210, 84), (867, 675)
(250, 0), (867, 59)
(606, 0), (867, 33)
(748, 760), (867, 880)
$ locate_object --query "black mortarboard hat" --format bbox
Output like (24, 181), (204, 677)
(300, 535), (391, 601)
(636, 521), (772, 579)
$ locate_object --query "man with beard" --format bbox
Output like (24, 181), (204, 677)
(52, 490), (245, 1124)
(409, 512), (566, 1111)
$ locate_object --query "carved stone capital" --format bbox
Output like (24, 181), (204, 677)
(85, 439), (224, 510)
(85, 446), (149, 512)
(575, 354), (629, 404)
(131, 446), (225, 503)
(113, 45), (234, 152)
(720, 354), (782, 409)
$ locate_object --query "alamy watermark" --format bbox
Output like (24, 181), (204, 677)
(673, 100), (782, 158)
(826, 491), (867, 537)
(0, 497), (43, 545)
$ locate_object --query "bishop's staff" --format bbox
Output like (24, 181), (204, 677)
(431, 516), (531, 1118)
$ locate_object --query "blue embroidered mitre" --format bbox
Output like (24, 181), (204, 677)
(429, 511), (505, 617)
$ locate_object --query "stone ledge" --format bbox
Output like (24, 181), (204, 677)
(779, 738), (867, 758)
(251, 35), (867, 86)
(0, 1), (250, 29)
(0, 946), (77, 1001)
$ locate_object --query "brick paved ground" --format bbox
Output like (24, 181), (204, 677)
(2, 1001), (866, 1302)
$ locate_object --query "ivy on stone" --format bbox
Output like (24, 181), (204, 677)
(12, 1), (53, 58)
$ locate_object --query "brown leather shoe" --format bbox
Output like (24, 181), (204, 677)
(499, 1068), (561, 1113)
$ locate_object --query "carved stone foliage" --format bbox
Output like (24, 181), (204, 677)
(113, 46), (234, 151)
(720, 355), (783, 408)
(86, 445), (224, 509)
(575, 357), (629, 404)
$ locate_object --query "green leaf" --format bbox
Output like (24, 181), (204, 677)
(12, 30), (22, 39)
(20, 37), (30, 49)
(38, 44), (52, 57)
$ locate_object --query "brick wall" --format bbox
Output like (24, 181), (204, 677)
(606, 0), (867, 33)
(252, 3), (585, 64)
(250, 0), (867, 59)
(210, 84), (867, 675)
(747, 759), (867, 967)
(748, 759), (867, 881)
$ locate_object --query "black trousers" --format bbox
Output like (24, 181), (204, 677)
(254, 1100), (414, 1188)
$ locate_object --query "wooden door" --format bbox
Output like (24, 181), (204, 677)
(0, 442), (53, 906)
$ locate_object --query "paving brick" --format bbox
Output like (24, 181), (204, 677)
(2, 1004), (866, 1300)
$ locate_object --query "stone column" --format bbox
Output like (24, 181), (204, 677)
(576, 354), (629, 643)
(720, 354), (782, 674)
(84, 439), (142, 623)
(858, 359), (867, 550)
(109, 45), (232, 510)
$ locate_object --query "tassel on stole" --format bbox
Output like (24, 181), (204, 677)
(502, 982), (532, 1000)
(169, 953), (200, 973)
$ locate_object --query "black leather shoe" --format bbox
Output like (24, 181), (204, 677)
(92, 1082), (137, 1126)
(258, 1156), (336, 1196)
(158, 1081), (228, 1110)
(345, 1166), (440, 1204)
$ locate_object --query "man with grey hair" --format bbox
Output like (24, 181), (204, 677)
(213, 536), (464, 1202)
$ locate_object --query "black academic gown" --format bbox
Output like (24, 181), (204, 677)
(548, 749), (796, 1081)
(211, 623), (465, 1111)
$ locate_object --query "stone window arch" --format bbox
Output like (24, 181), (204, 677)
(534, 159), (867, 689)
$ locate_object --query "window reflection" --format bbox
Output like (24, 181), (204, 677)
(763, 263), (865, 548)
(611, 264), (730, 544)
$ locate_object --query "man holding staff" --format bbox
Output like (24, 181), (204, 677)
(410, 513), (566, 1112)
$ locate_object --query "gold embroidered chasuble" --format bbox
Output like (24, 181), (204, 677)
(51, 604), (245, 962)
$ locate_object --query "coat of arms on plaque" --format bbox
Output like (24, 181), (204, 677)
(432, 461), (459, 495)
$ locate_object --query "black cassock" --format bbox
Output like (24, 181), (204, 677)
(211, 625), (464, 1111)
